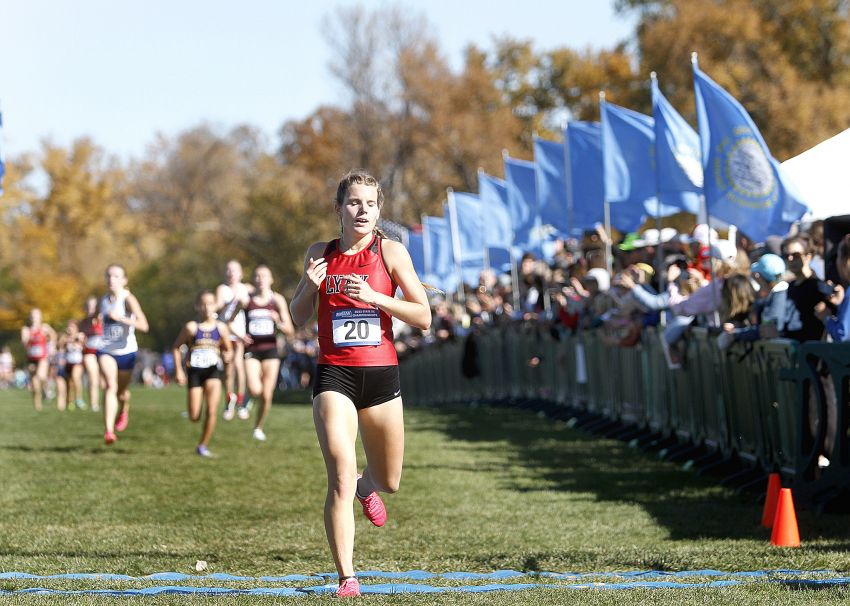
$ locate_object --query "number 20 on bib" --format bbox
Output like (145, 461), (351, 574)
(332, 308), (381, 347)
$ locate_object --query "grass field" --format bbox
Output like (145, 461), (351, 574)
(1, 385), (850, 604)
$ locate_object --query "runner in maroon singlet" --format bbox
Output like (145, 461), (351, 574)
(239, 264), (293, 441)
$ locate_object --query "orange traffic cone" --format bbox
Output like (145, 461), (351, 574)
(770, 488), (801, 547)
(761, 473), (782, 528)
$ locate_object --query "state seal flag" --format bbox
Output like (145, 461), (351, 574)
(692, 58), (809, 242)
(651, 74), (702, 214)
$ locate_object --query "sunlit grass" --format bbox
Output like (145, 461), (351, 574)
(1, 385), (849, 604)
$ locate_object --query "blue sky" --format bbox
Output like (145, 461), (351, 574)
(1, 1), (636, 159)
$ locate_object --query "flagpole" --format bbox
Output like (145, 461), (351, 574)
(650, 72), (665, 295)
(599, 91), (614, 275)
(446, 188), (466, 302)
(692, 51), (719, 318)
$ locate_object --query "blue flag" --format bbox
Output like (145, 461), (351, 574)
(693, 60), (808, 242)
(446, 193), (486, 288)
(651, 74), (702, 214)
(0, 109), (4, 196)
(533, 137), (570, 238)
(408, 230), (425, 278)
(600, 98), (677, 230)
(477, 171), (514, 248)
(422, 215), (454, 294)
(503, 156), (542, 256)
(564, 121), (605, 231)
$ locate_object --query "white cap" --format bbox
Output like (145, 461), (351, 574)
(709, 239), (738, 262)
(633, 228), (660, 248)
(660, 227), (678, 243)
(585, 267), (611, 292)
(681, 223), (719, 245)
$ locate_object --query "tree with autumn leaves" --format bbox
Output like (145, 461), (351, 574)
(2, 0), (848, 349)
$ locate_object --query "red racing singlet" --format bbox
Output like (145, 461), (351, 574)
(26, 328), (48, 362)
(317, 235), (398, 366)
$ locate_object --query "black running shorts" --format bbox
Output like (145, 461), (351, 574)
(187, 365), (223, 388)
(312, 364), (401, 410)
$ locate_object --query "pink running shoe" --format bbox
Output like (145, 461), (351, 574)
(356, 477), (387, 527)
(336, 577), (360, 598)
(104, 431), (117, 445)
(115, 410), (129, 432)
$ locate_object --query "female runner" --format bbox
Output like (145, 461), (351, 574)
(216, 260), (253, 420)
(59, 319), (86, 410)
(240, 264), (293, 441)
(79, 296), (103, 411)
(173, 290), (233, 457)
(98, 264), (149, 444)
(21, 308), (57, 411)
(289, 170), (431, 598)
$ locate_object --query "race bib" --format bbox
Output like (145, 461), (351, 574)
(105, 323), (126, 341)
(332, 308), (381, 347)
(66, 350), (84, 365)
(189, 348), (220, 369)
(248, 317), (275, 336)
(27, 345), (44, 358)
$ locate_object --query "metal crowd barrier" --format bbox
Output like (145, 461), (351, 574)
(399, 325), (850, 510)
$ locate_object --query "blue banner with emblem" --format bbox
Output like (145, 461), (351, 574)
(693, 61), (808, 242)
(651, 75), (702, 213)
(564, 121), (605, 231)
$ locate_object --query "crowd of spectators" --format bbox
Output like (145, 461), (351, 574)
(393, 221), (850, 359)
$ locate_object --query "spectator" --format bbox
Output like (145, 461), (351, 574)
(815, 234), (849, 342)
(721, 253), (788, 344)
(0, 345), (14, 388)
(780, 235), (834, 342)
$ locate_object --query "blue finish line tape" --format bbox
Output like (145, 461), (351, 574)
(2, 569), (848, 597)
(0, 568), (830, 582)
(4, 578), (850, 596)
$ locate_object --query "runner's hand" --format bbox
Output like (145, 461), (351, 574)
(344, 274), (377, 305)
(306, 257), (327, 291)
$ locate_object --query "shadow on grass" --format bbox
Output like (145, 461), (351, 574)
(417, 404), (775, 543)
(0, 445), (130, 455)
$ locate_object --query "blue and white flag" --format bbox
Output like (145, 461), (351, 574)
(693, 59), (808, 242)
(533, 137), (570, 238)
(503, 156), (542, 256)
(600, 97), (680, 230)
(477, 171), (514, 248)
(651, 74), (702, 214)
(422, 215), (454, 294)
(564, 121), (605, 231)
(0, 108), (5, 196)
(408, 230), (425, 278)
